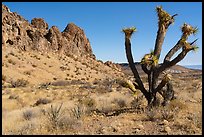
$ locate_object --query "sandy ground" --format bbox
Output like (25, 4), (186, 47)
(2, 46), (202, 135)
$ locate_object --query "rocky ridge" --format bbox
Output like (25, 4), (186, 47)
(2, 4), (123, 86)
(2, 4), (95, 59)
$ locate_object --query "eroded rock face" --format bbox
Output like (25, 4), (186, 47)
(2, 4), (95, 59)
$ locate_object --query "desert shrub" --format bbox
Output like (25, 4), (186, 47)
(130, 97), (143, 109)
(60, 66), (67, 71)
(145, 107), (158, 121)
(159, 106), (176, 121)
(71, 105), (84, 119)
(51, 80), (70, 86)
(57, 116), (77, 130)
(168, 99), (187, 111)
(173, 122), (198, 134)
(9, 51), (15, 56)
(99, 100), (115, 115)
(23, 109), (34, 121)
(8, 123), (35, 135)
(23, 71), (31, 75)
(70, 79), (85, 85)
(81, 98), (96, 108)
(97, 59), (103, 64)
(45, 103), (65, 130)
(79, 83), (96, 90)
(38, 82), (51, 89)
(31, 54), (40, 60)
(113, 98), (127, 108)
(8, 59), (16, 65)
(94, 78), (116, 93)
(53, 77), (57, 80)
(2, 74), (6, 81)
(47, 55), (51, 59)
(80, 97), (96, 114)
(100, 106), (114, 115)
(32, 64), (37, 68)
(33, 98), (51, 106)
(187, 113), (202, 129)
(5, 54), (9, 58)
(10, 78), (29, 88)
(8, 94), (19, 99)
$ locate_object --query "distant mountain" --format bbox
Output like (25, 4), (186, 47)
(182, 65), (202, 70)
(118, 62), (202, 76)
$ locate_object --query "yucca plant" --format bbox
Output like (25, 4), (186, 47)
(122, 6), (199, 107)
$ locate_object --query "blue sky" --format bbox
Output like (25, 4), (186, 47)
(3, 2), (202, 65)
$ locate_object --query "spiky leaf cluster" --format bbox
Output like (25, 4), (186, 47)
(156, 6), (174, 27)
(163, 73), (172, 82)
(182, 41), (199, 52)
(122, 27), (137, 39)
(181, 23), (198, 36)
(141, 52), (159, 67)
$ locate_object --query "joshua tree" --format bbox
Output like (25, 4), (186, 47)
(122, 6), (198, 107)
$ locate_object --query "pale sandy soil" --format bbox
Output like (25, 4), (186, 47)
(2, 46), (202, 135)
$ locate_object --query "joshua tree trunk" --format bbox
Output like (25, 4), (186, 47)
(122, 6), (198, 107)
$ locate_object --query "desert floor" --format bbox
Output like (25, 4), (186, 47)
(2, 47), (202, 135)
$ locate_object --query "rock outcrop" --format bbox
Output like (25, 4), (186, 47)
(104, 61), (122, 72)
(2, 4), (95, 59)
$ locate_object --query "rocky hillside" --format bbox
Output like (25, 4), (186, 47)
(2, 4), (124, 86)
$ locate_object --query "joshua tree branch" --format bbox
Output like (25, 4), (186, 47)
(124, 37), (149, 98)
(154, 7), (177, 59)
(154, 25), (167, 59)
(158, 44), (193, 73)
(141, 64), (151, 74)
(154, 74), (171, 94)
(164, 37), (198, 62)
(164, 39), (183, 62)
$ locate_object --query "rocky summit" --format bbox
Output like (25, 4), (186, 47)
(2, 4), (95, 59)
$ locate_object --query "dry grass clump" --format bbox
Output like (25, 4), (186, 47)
(10, 78), (29, 88)
(79, 97), (97, 115)
(188, 113), (202, 129)
(33, 98), (51, 106)
(112, 98), (127, 108)
(168, 99), (187, 110)
(71, 105), (85, 119)
(145, 107), (158, 122)
(6, 123), (35, 135)
(159, 105), (179, 121)
(22, 109), (35, 121)
(130, 96), (143, 109)
(92, 78), (117, 93)
(44, 103), (65, 130)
